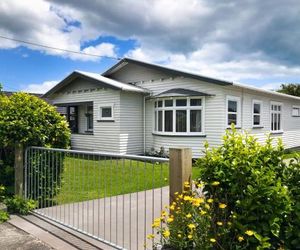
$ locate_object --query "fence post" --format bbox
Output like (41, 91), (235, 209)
(169, 148), (192, 204)
(14, 143), (24, 197)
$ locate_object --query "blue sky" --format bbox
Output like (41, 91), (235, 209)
(1, 0), (300, 93)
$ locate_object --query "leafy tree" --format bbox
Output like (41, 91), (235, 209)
(277, 83), (300, 97)
(0, 93), (70, 197)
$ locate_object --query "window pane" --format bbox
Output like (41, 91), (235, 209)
(176, 99), (187, 106)
(278, 114), (281, 130)
(292, 108), (299, 116)
(190, 99), (202, 106)
(176, 110), (187, 132)
(278, 105), (281, 111)
(102, 107), (112, 117)
(164, 110), (173, 132)
(155, 101), (157, 108)
(165, 100), (173, 107)
(271, 113), (274, 130)
(158, 101), (163, 107)
(253, 103), (260, 114)
(274, 113), (277, 130)
(253, 115), (260, 125)
(190, 110), (202, 132)
(228, 114), (237, 125)
(158, 111), (162, 131)
(274, 105), (277, 111)
(228, 100), (237, 112)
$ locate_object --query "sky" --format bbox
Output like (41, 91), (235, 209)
(0, 0), (300, 93)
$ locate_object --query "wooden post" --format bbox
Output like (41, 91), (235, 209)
(14, 143), (24, 197)
(169, 148), (192, 204)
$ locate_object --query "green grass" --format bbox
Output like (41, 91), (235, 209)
(55, 157), (200, 204)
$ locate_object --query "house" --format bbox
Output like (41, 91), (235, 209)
(43, 58), (300, 157)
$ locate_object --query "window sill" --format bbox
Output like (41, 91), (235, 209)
(270, 131), (284, 135)
(152, 132), (206, 137)
(72, 132), (94, 135)
(226, 127), (242, 129)
(97, 119), (115, 122)
(252, 126), (264, 129)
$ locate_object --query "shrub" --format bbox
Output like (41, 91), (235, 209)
(5, 196), (37, 215)
(0, 92), (70, 203)
(196, 127), (292, 249)
(0, 210), (9, 223)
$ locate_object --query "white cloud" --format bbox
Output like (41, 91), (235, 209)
(260, 82), (283, 91)
(23, 80), (59, 94)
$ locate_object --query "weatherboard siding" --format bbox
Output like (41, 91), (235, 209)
(50, 79), (122, 153)
(119, 92), (144, 154)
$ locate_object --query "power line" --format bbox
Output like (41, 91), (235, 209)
(0, 35), (122, 60)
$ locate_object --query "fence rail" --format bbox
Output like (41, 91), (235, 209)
(25, 146), (169, 250)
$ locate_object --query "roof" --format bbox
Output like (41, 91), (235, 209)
(153, 88), (214, 98)
(103, 57), (300, 101)
(43, 70), (150, 98)
(103, 58), (233, 86)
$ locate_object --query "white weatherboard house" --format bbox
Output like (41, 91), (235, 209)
(44, 58), (300, 157)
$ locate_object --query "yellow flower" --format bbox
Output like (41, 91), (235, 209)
(164, 177), (168, 181)
(192, 198), (204, 207)
(227, 222), (232, 226)
(188, 234), (193, 239)
(219, 203), (227, 209)
(152, 222), (160, 228)
(169, 205), (175, 211)
(207, 198), (214, 203)
(161, 210), (167, 217)
(197, 183), (204, 188)
(205, 204), (210, 209)
(186, 213), (192, 218)
(188, 223), (196, 230)
(147, 234), (155, 239)
(200, 210), (207, 215)
(177, 234), (182, 238)
(245, 230), (254, 236)
(238, 236), (244, 242)
(167, 217), (174, 223)
(212, 181), (220, 186)
(178, 194), (183, 199)
(183, 195), (192, 201)
(174, 192), (179, 195)
(210, 238), (216, 243)
(184, 181), (190, 186)
(217, 221), (223, 226)
(163, 230), (170, 238)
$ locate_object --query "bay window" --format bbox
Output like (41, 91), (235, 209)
(154, 97), (204, 135)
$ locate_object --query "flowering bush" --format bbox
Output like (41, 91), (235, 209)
(150, 182), (258, 250)
(196, 127), (293, 249)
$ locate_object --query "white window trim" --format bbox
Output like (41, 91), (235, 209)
(153, 97), (205, 135)
(98, 104), (114, 121)
(226, 95), (241, 128)
(86, 105), (94, 131)
(270, 101), (283, 133)
(292, 105), (300, 117)
(252, 100), (263, 127)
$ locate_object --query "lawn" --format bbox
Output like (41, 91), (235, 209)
(55, 157), (200, 204)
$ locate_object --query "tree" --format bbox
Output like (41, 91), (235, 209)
(0, 92), (70, 194)
(277, 83), (300, 97)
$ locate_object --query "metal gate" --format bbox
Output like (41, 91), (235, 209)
(25, 146), (169, 250)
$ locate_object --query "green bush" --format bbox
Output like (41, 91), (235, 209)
(0, 210), (9, 223)
(196, 127), (293, 249)
(5, 195), (37, 215)
(0, 92), (70, 202)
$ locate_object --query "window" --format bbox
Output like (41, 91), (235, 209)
(252, 100), (262, 127)
(271, 102), (282, 132)
(98, 105), (114, 121)
(154, 97), (204, 135)
(86, 105), (93, 131)
(67, 106), (78, 133)
(292, 106), (300, 117)
(226, 96), (241, 127)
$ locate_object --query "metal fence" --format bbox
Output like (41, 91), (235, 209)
(25, 146), (169, 250)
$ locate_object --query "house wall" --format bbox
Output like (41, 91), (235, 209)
(120, 92), (144, 154)
(110, 64), (300, 157)
(50, 78), (122, 153)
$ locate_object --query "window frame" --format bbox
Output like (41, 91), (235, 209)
(98, 104), (114, 121)
(252, 100), (263, 128)
(153, 97), (205, 136)
(270, 101), (283, 133)
(292, 106), (300, 117)
(86, 105), (94, 132)
(226, 95), (241, 128)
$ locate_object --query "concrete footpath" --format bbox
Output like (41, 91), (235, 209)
(0, 221), (52, 250)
